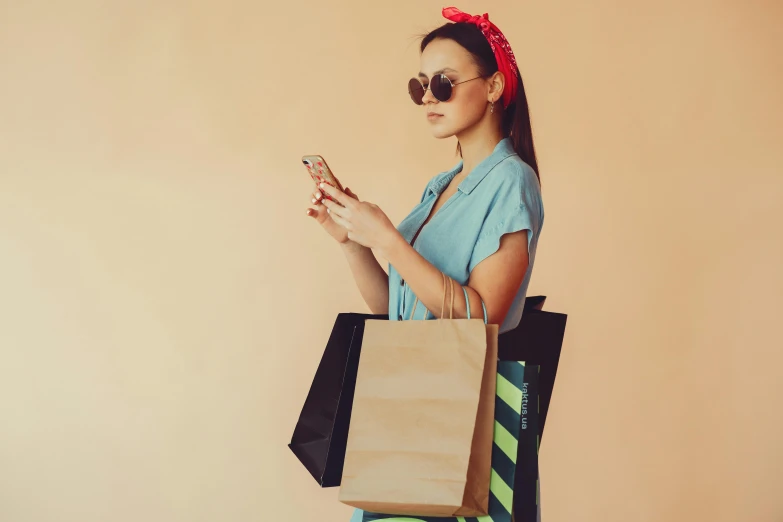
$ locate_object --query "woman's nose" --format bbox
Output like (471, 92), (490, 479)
(421, 85), (437, 104)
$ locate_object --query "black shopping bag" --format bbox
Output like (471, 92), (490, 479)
(513, 363), (540, 522)
(288, 312), (386, 487)
(499, 299), (567, 440)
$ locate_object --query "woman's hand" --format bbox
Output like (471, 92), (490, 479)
(306, 185), (359, 244)
(319, 183), (401, 252)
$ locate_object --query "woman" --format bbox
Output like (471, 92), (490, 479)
(306, 6), (544, 521)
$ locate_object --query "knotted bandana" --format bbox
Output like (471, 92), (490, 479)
(442, 6), (519, 108)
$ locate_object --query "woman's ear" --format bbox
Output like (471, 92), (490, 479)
(487, 70), (505, 103)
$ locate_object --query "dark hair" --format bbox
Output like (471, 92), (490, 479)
(420, 23), (540, 183)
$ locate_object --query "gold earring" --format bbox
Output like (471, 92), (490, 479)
(490, 101), (495, 114)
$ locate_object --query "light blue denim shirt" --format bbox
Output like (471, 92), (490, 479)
(388, 137), (544, 334)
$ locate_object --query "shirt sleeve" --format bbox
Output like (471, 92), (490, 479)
(468, 163), (541, 274)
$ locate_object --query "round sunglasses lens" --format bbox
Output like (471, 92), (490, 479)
(431, 75), (453, 102)
(408, 78), (424, 105)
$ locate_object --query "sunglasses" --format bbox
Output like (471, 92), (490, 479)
(407, 74), (484, 105)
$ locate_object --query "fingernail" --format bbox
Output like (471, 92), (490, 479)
(327, 208), (330, 214)
(312, 198), (316, 203)
(319, 183), (325, 188)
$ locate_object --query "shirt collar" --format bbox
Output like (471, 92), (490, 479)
(428, 137), (516, 196)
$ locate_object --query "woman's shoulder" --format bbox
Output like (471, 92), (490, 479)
(476, 154), (541, 215)
(487, 154), (539, 193)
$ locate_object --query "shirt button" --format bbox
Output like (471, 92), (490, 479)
(398, 314), (403, 321)
(400, 278), (405, 286)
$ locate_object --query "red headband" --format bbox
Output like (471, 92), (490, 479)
(442, 6), (519, 109)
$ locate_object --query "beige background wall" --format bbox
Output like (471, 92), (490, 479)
(1, 0), (782, 521)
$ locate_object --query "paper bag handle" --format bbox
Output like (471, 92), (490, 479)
(462, 285), (489, 325)
(408, 272), (453, 320)
(407, 273), (488, 324)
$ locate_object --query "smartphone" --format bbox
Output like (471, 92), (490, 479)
(302, 155), (344, 202)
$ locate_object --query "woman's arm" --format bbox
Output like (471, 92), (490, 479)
(318, 182), (529, 324)
(379, 230), (529, 324)
(341, 241), (389, 315)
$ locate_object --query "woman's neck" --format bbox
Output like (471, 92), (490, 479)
(456, 123), (504, 177)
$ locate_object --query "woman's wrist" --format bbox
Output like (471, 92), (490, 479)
(340, 239), (365, 255)
(377, 229), (407, 263)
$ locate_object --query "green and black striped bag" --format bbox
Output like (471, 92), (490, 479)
(360, 361), (540, 522)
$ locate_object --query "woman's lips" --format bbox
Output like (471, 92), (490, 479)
(427, 113), (443, 121)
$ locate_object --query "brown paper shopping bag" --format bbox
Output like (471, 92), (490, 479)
(339, 274), (498, 517)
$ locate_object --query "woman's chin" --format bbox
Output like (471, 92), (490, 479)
(429, 125), (455, 140)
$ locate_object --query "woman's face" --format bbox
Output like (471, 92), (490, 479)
(417, 38), (491, 139)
